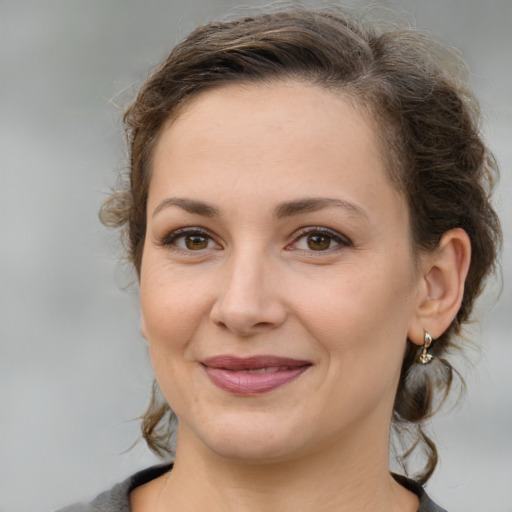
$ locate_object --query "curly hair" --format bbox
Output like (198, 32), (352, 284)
(100, 6), (502, 483)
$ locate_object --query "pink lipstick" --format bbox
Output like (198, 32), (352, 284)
(202, 355), (311, 395)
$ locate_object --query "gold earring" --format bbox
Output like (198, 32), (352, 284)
(416, 331), (434, 365)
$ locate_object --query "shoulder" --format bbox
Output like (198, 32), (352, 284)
(55, 464), (173, 512)
(393, 474), (448, 512)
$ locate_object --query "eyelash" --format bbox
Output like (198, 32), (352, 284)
(159, 227), (220, 252)
(160, 225), (351, 255)
(288, 226), (351, 253)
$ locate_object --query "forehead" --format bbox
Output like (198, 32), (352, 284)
(155, 81), (381, 170)
(172, 80), (372, 137)
(149, 81), (404, 220)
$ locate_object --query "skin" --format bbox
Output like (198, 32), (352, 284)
(132, 81), (470, 512)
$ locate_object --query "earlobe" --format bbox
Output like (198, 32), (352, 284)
(409, 228), (471, 345)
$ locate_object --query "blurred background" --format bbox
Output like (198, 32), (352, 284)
(1, 1), (511, 511)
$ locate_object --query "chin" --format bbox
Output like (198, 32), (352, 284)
(185, 411), (312, 464)
(209, 435), (304, 464)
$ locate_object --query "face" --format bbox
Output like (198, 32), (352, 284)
(140, 81), (423, 463)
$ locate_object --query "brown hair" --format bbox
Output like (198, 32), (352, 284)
(101, 6), (502, 483)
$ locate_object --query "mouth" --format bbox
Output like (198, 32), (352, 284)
(201, 355), (312, 395)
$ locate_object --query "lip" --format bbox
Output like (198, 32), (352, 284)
(201, 355), (312, 395)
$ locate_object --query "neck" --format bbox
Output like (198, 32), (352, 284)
(156, 422), (418, 512)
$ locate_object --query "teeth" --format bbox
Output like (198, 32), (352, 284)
(245, 367), (282, 374)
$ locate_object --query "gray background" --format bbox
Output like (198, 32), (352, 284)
(1, 1), (511, 511)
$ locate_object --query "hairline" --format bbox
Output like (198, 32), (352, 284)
(141, 75), (415, 256)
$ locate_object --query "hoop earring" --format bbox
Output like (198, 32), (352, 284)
(417, 331), (434, 365)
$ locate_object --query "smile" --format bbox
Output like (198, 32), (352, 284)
(201, 356), (312, 395)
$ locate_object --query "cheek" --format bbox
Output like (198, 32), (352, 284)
(139, 267), (206, 410)
(301, 269), (416, 420)
(290, 260), (416, 364)
(139, 257), (210, 353)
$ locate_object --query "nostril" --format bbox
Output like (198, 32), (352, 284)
(214, 319), (229, 330)
(255, 322), (272, 329)
(209, 283), (287, 335)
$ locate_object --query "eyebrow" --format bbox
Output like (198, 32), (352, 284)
(274, 198), (368, 219)
(152, 196), (367, 220)
(152, 197), (219, 217)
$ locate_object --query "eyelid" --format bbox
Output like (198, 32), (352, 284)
(287, 226), (352, 251)
(159, 226), (221, 251)
(158, 225), (350, 253)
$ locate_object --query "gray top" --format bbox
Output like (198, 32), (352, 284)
(57, 464), (447, 512)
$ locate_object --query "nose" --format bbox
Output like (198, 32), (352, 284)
(209, 251), (287, 336)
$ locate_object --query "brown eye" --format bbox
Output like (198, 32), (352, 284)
(185, 234), (209, 250)
(162, 228), (219, 251)
(290, 227), (351, 253)
(307, 234), (331, 250)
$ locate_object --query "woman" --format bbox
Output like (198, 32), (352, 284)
(62, 6), (501, 512)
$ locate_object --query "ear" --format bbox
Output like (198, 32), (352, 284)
(408, 228), (471, 345)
